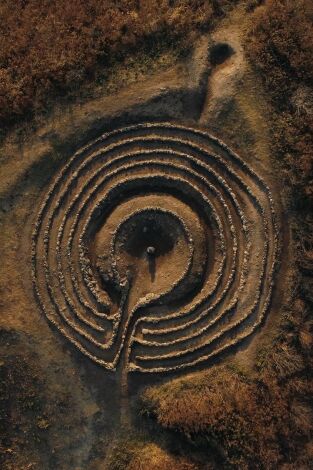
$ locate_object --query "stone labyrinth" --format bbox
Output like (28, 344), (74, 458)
(32, 123), (278, 375)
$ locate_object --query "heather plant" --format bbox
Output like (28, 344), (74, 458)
(0, 0), (239, 130)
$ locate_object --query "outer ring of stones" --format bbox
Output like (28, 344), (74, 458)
(31, 122), (279, 374)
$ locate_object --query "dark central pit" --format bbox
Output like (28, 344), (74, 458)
(119, 211), (179, 259)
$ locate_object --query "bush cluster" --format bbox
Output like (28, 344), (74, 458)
(248, 0), (313, 209)
(0, 0), (240, 130)
(141, 365), (312, 468)
(247, 0), (313, 407)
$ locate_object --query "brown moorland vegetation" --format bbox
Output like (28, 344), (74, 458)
(0, 0), (312, 468)
(0, 0), (239, 133)
(247, 0), (313, 397)
(141, 362), (313, 468)
(248, 0), (313, 209)
(127, 443), (199, 470)
(141, 1), (313, 468)
(106, 439), (199, 470)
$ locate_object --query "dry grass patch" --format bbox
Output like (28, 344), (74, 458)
(247, 0), (313, 208)
(106, 438), (199, 470)
(127, 443), (199, 470)
(0, 0), (240, 132)
(141, 364), (312, 468)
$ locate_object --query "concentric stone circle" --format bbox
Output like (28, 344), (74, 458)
(31, 122), (278, 374)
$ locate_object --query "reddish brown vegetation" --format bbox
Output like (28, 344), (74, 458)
(0, 0), (239, 131)
(141, 3), (313, 468)
(248, 0), (313, 209)
(142, 363), (313, 468)
(105, 438), (200, 470)
(248, 0), (313, 307)
(1, 1), (312, 468)
(247, 0), (313, 414)
(127, 443), (198, 470)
